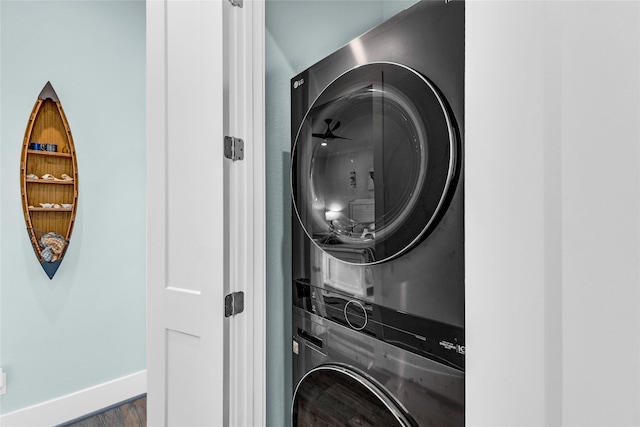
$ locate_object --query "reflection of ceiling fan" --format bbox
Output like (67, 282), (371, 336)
(313, 119), (351, 141)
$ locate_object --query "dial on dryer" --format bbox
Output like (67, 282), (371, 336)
(291, 62), (458, 265)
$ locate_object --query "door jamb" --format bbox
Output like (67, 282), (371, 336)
(225, 0), (267, 425)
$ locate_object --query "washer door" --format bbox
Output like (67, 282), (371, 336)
(292, 62), (458, 265)
(292, 364), (417, 427)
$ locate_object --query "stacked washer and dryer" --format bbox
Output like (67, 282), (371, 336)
(290, 1), (464, 425)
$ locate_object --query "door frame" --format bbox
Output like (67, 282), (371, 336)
(224, 0), (267, 424)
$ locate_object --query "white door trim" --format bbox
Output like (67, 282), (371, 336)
(224, 0), (266, 425)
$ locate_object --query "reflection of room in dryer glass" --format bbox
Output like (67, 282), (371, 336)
(308, 85), (426, 247)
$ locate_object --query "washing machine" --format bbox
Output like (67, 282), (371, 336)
(291, 306), (464, 426)
(291, 1), (464, 425)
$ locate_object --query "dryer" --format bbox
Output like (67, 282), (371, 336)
(291, 1), (464, 425)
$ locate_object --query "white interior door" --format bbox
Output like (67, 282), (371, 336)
(147, 0), (225, 425)
(146, 0), (265, 425)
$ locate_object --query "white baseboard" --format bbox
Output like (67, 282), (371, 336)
(0, 370), (146, 427)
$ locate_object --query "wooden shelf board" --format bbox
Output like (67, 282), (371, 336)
(28, 207), (73, 212)
(27, 149), (72, 158)
(26, 178), (74, 185)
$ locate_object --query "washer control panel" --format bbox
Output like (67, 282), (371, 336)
(294, 280), (465, 371)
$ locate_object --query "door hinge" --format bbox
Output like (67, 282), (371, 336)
(224, 136), (244, 161)
(228, 0), (243, 8)
(225, 291), (245, 317)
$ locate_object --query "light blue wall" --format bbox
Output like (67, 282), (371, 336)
(265, 1), (417, 425)
(0, 0), (146, 415)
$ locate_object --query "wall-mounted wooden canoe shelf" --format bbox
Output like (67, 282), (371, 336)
(19, 81), (79, 279)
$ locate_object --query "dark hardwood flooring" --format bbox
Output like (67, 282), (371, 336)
(59, 395), (146, 427)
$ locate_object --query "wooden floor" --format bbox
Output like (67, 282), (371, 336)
(60, 396), (146, 427)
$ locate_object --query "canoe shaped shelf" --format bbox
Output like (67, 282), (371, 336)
(20, 82), (79, 279)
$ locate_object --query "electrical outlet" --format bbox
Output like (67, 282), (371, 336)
(0, 368), (6, 395)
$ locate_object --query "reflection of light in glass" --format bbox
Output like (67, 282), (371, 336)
(321, 141), (327, 146)
(327, 203), (343, 212)
(325, 210), (341, 222)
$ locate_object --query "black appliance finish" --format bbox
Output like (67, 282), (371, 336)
(292, 307), (464, 426)
(291, 1), (464, 426)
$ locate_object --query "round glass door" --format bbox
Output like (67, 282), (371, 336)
(291, 62), (458, 265)
(292, 364), (417, 427)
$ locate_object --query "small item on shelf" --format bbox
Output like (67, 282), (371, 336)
(61, 204), (73, 209)
(53, 204), (61, 209)
(39, 232), (67, 262)
(39, 203), (54, 208)
(41, 246), (54, 262)
(41, 173), (56, 180)
(60, 174), (73, 181)
(26, 173), (39, 179)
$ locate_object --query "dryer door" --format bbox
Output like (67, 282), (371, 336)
(292, 364), (417, 427)
(292, 62), (458, 265)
